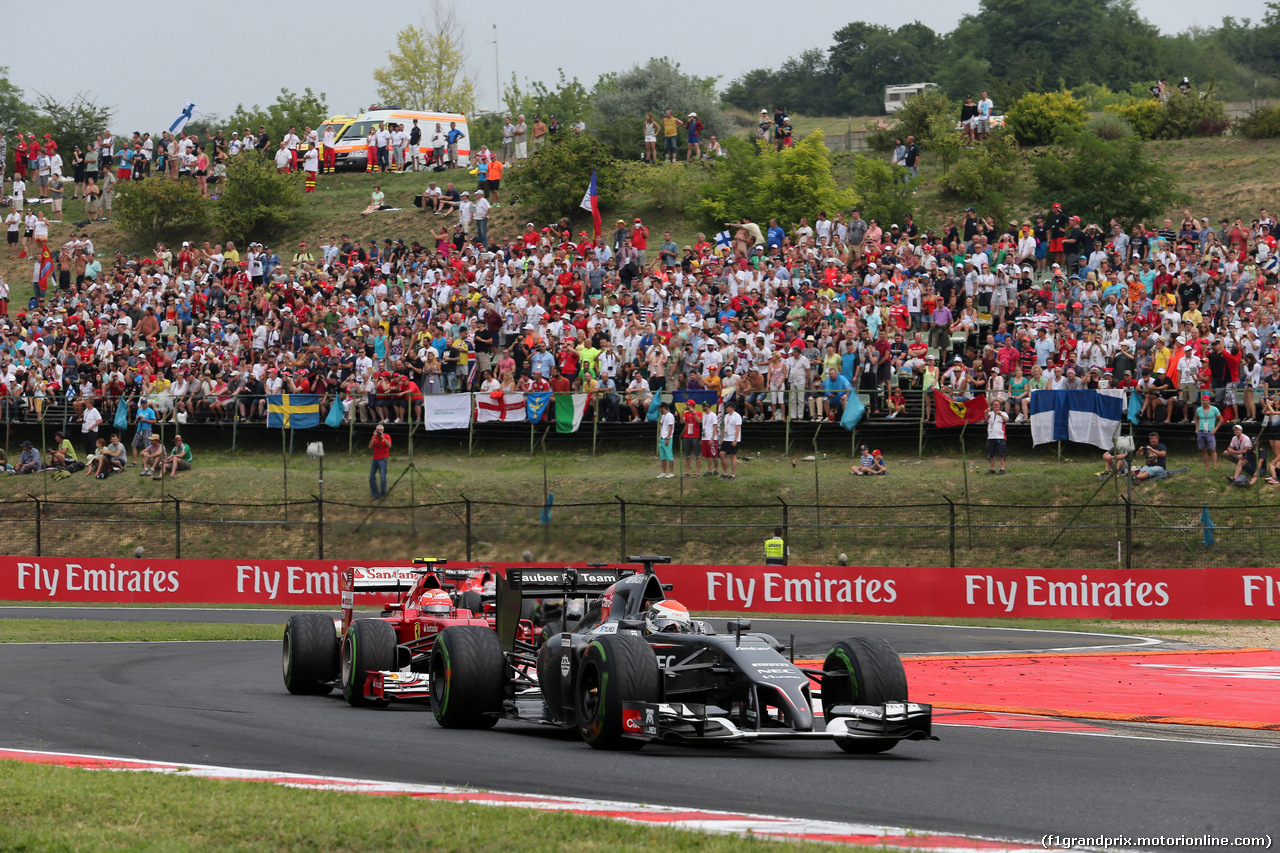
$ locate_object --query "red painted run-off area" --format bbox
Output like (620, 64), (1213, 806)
(907, 649), (1280, 729)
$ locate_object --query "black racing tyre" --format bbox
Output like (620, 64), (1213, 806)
(430, 626), (506, 729)
(537, 620), (563, 648)
(576, 632), (660, 750)
(459, 590), (484, 616)
(341, 619), (398, 708)
(823, 637), (908, 754)
(282, 613), (339, 695)
(536, 633), (566, 720)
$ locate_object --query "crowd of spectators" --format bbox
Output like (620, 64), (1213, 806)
(3, 115), (1280, 484)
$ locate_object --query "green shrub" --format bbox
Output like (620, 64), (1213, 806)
(213, 153), (304, 244)
(1083, 112), (1133, 141)
(848, 155), (914, 231)
(1104, 99), (1163, 139)
(502, 132), (626, 220)
(115, 177), (209, 245)
(620, 159), (707, 211)
(1033, 132), (1186, 227)
(1160, 91), (1230, 138)
(1005, 91), (1087, 146)
(938, 129), (1023, 223)
(1237, 105), (1280, 139)
(893, 89), (957, 145)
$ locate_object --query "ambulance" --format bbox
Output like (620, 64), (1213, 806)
(309, 106), (471, 170)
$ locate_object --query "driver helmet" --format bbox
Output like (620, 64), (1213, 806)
(418, 589), (452, 616)
(645, 599), (692, 634)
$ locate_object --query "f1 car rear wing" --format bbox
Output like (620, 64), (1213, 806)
(495, 567), (636, 651)
(339, 562), (450, 631)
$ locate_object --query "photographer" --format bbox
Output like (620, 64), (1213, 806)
(1131, 432), (1170, 482)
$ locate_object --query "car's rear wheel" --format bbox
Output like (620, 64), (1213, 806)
(341, 619), (397, 708)
(282, 613), (338, 695)
(430, 626), (505, 729)
(459, 590), (484, 617)
(576, 633), (659, 750)
(823, 637), (908, 754)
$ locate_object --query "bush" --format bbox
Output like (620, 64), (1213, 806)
(1033, 132), (1186, 227)
(1083, 112), (1133, 141)
(1005, 91), (1087, 147)
(620, 159), (707, 211)
(1105, 91), (1230, 140)
(115, 178), (209, 245)
(1237, 105), (1280, 139)
(937, 129), (1023, 223)
(502, 132), (626, 221)
(848, 155), (914, 232)
(692, 132), (855, 232)
(213, 153), (304, 244)
(1104, 99), (1163, 140)
(1160, 91), (1230, 139)
(893, 89), (956, 145)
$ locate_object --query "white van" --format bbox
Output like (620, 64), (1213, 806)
(310, 107), (471, 170)
(883, 83), (938, 114)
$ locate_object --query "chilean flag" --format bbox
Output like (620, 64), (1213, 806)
(579, 169), (601, 240)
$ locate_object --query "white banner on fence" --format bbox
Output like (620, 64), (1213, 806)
(423, 394), (472, 430)
(474, 392), (528, 423)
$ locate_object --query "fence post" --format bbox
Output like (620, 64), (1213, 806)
(464, 497), (473, 562)
(616, 496), (627, 563)
(778, 496), (789, 566)
(173, 497), (182, 559)
(1123, 495), (1132, 570)
(945, 496), (956, 568)
(317, 494), (325, 560)
(31, 495), (41, 557)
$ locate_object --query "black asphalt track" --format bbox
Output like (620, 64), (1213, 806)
(0, 631), (1274, 846)
(0, 607), (1155, 655)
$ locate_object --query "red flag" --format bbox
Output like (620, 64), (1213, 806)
(37, 243), (53, 292)
(934, 391), (987, 428)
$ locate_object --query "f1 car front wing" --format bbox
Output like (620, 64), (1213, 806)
(620, 700), (937, 745)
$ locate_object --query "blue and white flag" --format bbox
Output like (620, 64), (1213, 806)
(1029, 389), (1125, 450)
(526, 391), (552, 422)
(169, 101), (199, 135)
(714, 230), (732, 250)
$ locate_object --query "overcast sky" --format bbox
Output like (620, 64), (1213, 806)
(8, 0), (1267, 133)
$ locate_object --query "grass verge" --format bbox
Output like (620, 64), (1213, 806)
(0, 620), (278, 643)
(0, 761), (841, 853)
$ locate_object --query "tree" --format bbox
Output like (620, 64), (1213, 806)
(828, 21), (942, 115)
(213, 153), (304, 243)
(593, 58), (727, 157)
(937, 128), (1025, 223)
(1033, 131), (1186, 227)
(0, 67), (36, 136)
(29, 91), (113, 154)
(115, 178), (209, 245)
(227, 88), (328, 146)
(502, 133), (626, 220)
(503, 70), (590, 125)
(373, 1), (476, 114)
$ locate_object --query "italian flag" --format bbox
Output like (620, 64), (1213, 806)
(555, 394), (589, 433)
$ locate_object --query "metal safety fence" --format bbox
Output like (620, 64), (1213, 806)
(2, 495), (1276, 569)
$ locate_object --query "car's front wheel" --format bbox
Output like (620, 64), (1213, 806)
(576, 633), (659, 750)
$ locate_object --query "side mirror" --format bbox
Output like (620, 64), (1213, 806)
(726, 619), (752, 633)
(618, 618), (645, 632)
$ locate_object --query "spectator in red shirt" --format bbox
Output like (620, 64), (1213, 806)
(368, 423), (391, 499)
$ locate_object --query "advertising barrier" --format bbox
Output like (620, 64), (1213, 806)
(0, 558), (1277, 620)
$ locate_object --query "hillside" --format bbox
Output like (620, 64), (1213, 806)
(4, 133), (1280, 294)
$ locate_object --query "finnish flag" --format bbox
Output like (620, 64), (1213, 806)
(1029, 389), (1126, 450)
(714, 230), (732, 249)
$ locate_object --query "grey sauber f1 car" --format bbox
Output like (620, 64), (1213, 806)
(428, 556), (936, 752)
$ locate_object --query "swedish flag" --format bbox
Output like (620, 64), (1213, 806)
(267, 394), (321, 429)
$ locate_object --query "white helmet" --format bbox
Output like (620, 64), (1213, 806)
(645, 599), (692, 634)
(419, 589), (452, 616)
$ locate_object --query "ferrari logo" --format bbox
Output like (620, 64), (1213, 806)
(948, 397), (968, 421)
